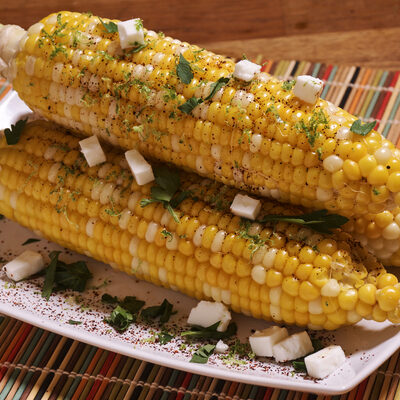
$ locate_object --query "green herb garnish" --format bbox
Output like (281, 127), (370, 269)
(282, 79), (296, 91)
(176, 54), (194, 84)
(41, 251), (93, 300)
(178, 97), (203, 115)
(120, 296), (145, 315)
(161, 229), (173, 241)
(296, 109), (329, 147)
(158, 331), (174, 344)
(190, 344), (216, 364)
(259, 209), (349, 234)
(4, 119), (27, 145)
(140, 167), (191, 223)
(101, 293), (119, 304)
(99, 17), (118, 33)
(104, 305), (134, 332)
(350, 119), (376, 136)
(68, 320), (82, 325)
(373, 188), (380, 195)
(22, 238), (40, 246)
(204, 77), (230, 101)
(182, 321), (237, 340)
(141, 298), (175, 324)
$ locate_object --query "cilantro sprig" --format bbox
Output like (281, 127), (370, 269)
(4, 119), (27, 145)
(258, 209), (349, 234)
(140, 167), (191, 222)
(350, 119), (376, 136)
(99, 17), (118, 33)
(190, 344), (216, 364)
(176, 54), (194, 84)
(41, 251), (93, 300)
(182, 321), (237, 340)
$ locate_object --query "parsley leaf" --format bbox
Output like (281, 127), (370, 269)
(350, 119), (376, 136)
(176, 54), (194, 84)
(42, 251), (60, 300)
(182, 321), (237, 340)
(68, 319), (82, 325)
(158, 331), (174, 344)
(204, 77), (230, 101)
(259, 209), (349, 234)
(22, 238), (40, 246)
(282, 79), (296, 91)
(120, 296), (145, 315)
(104, 305), (134, 332)
(178, 97), (203, 115)
(190, 344), (215, 364)
(99, 17), (118, 33)
(140, 167), (191, 223)
(101, 293), (119, 304)
(4, 119), (27, 145)
(141, 298), (175, 324)
(41, 252), (93, 300)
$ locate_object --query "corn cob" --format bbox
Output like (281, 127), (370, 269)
(1, 12), (400, 219)
(1, 120), (400, 330)
(343, 208), (400, 267)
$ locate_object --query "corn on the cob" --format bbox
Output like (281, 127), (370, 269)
(1, 12), (400, 218)
(1, 120), (400, 330)
(343, 208), (400, 267)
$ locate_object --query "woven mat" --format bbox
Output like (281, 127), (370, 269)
(1, 59), (400, 399)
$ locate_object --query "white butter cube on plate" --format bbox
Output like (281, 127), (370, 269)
(230, 193), (261, 220)
(125, 149), (154, 185)
(273, 331), (314, 363)
(3, 250), (44, 281)
(249, 326), (289, 357)
(187, 301), (231, 332)
(305, 345), (346, 379)
(233, 60), (261, 82)
(293, 75), (324, 104)
(118, 18), (145, 49)
(79, 135), (106, 167)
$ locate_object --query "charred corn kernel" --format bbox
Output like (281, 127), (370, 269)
(3, 12), (400, 219)
(2, 120), (400, 329)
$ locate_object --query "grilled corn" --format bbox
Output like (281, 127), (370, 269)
(1, 12), (400, 218)
(1, 120), (400, 329)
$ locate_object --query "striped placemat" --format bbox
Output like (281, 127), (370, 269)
(1, 58), (400, 399)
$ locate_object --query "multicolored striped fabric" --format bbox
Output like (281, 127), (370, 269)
(1, 58), (400, 399)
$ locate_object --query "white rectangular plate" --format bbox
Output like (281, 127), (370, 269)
(1, 89), (400, 395)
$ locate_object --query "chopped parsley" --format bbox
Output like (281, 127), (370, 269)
(68, 320), (82, 325)
(104, 305), (134, 332)
(373, 188), (380, 195)
(141, 298), (175, 324)
(190, 344), (216, 364)
(238, 219), (267, 255)
(4, 119), (27, 145)
(38, 14), (68, 60)
(41, 251), (93, 300)
(161, 229), (173, 241)
(295, 109), (329, 147)
(182, 321), (237, 340)
(22, 238), (40, 246)
(158, 331), (174, 344)
(259, 209), (349, 234)
(140, 167), (191, 223)
(282, 79), (296, 91)
(265, 104), (283, 123)
(99, 17), (118, 33)
(204, 77), (230, 101)
(176, 54), (194, 84)
(350, 119), (376, 136)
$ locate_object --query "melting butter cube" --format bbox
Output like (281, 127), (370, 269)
(233, 60), (261, 82)
(187, 301), (231, 332)
(125, 149), (154, 185)
(118, 18), (145, 49)
(3, 250), (44, 281)
(79, 135), (106, 167)
(230, 193), (261, 220)
(293, 75), (324, 104)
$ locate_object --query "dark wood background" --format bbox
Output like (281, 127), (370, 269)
(2, 0), (400, 68)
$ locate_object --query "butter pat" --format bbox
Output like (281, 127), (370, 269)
(230, 193), (261, 220)
(118, 18), (145, 49)
(187, 301), (231, 332)
(3, 250), (44, 281)
(272, 331), (314, 363)
(305, 345), (346, 379)
(125, 149), (154, 185)
(293, 75), (324, 104)
(79, 135), (106, 167)
(233, 60), (261, 82)
(249, 326), (289, 357)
